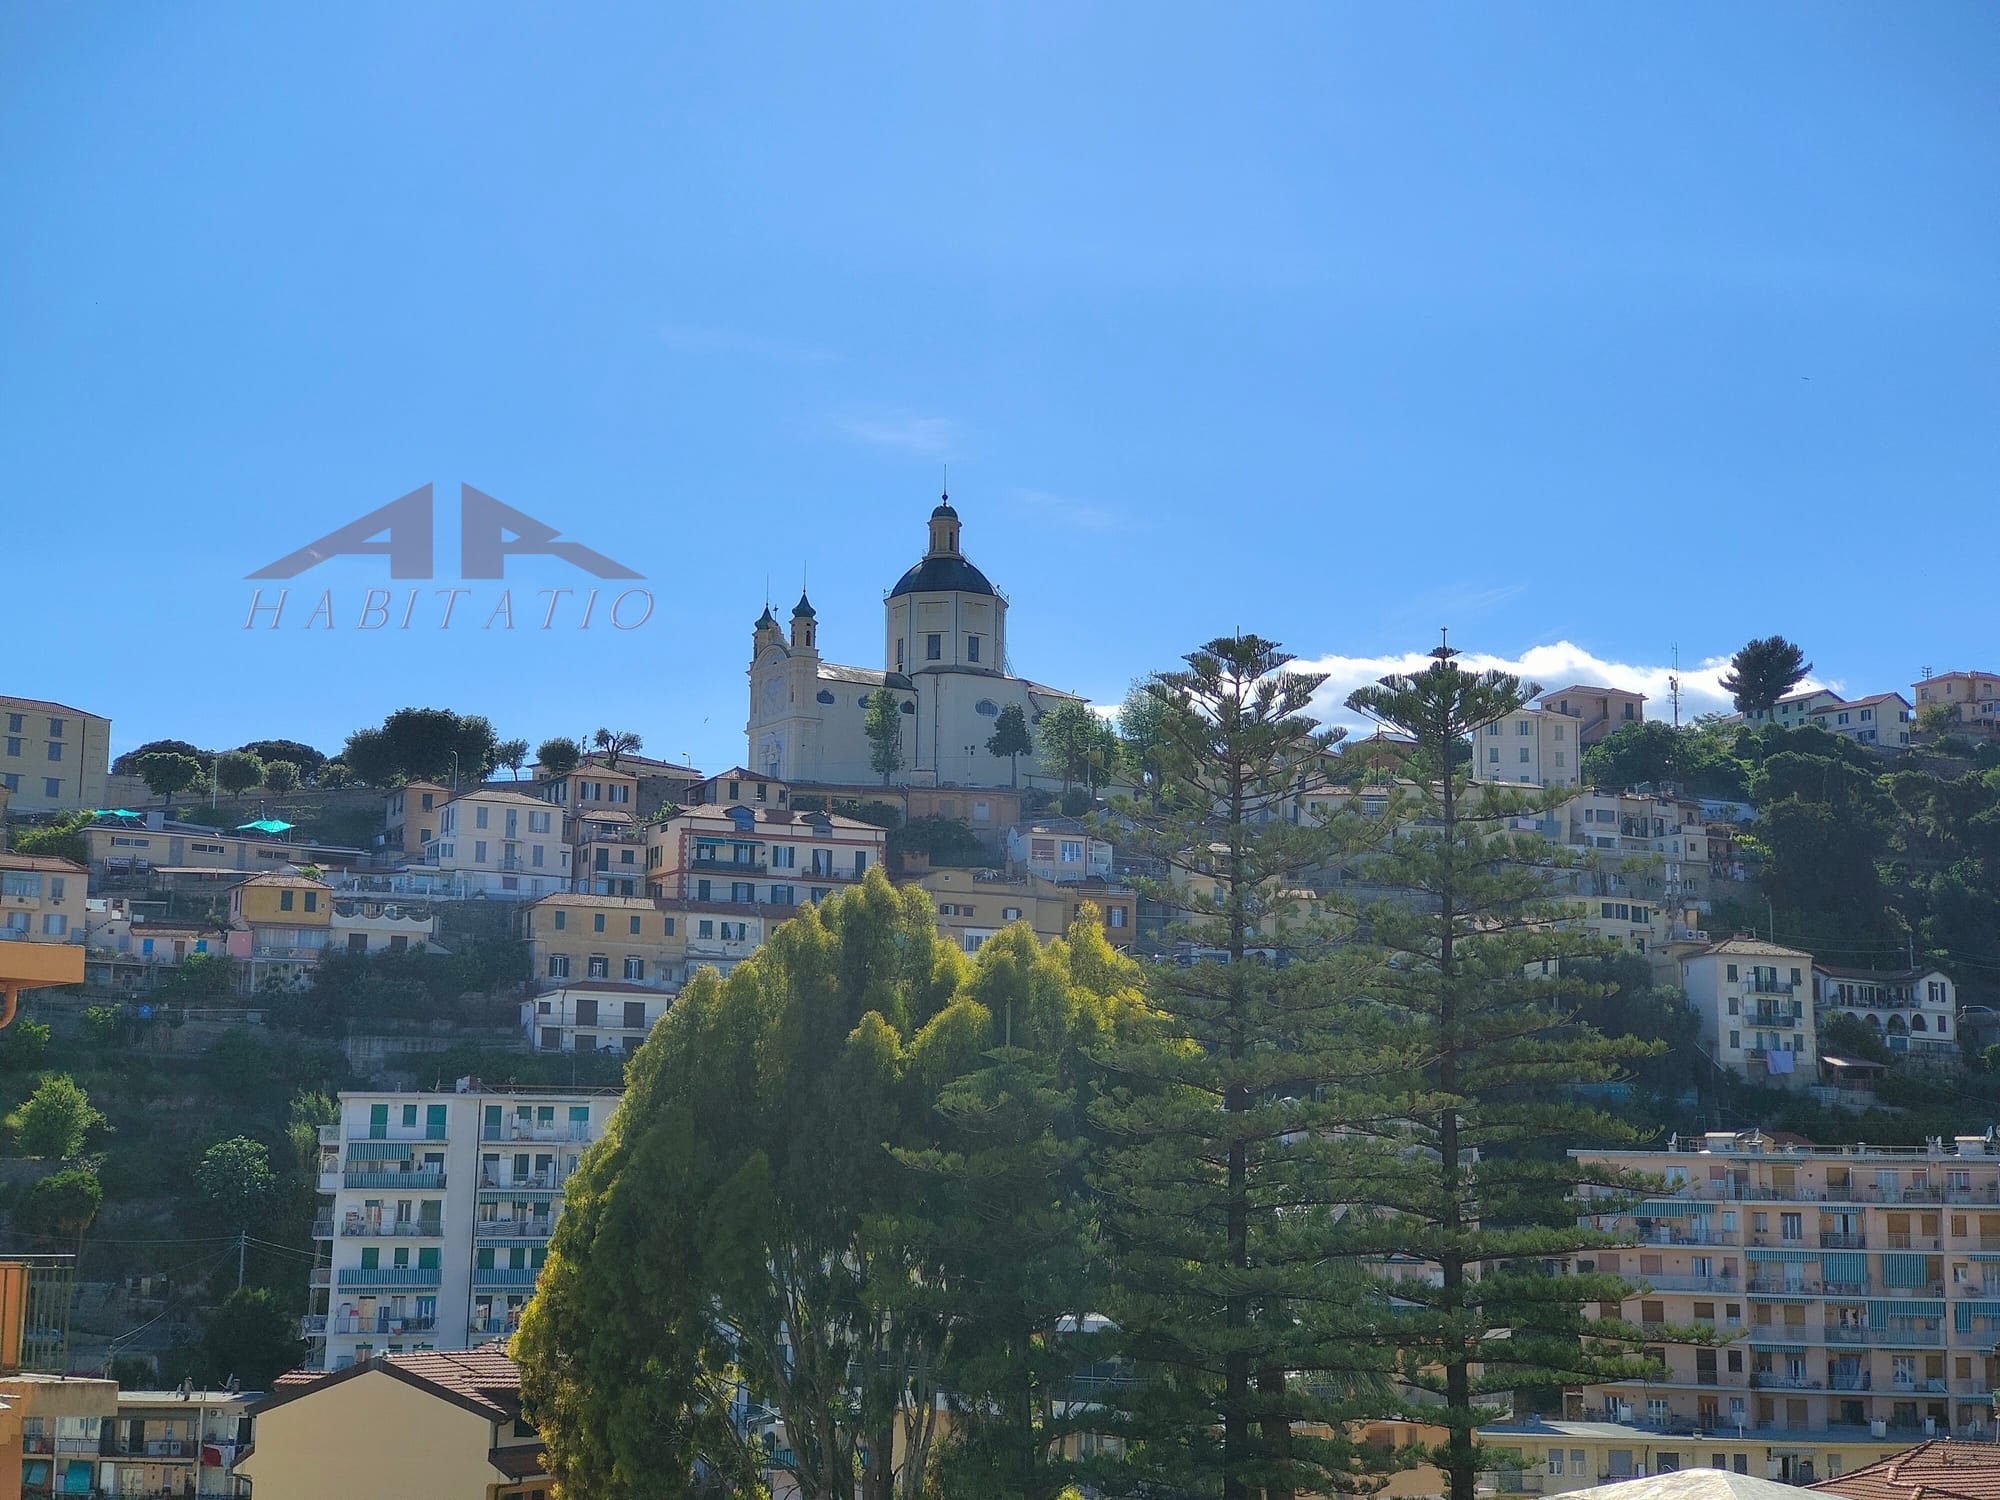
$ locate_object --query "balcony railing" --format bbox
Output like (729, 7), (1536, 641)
(330, 1313), (438, 1335)
(340, 1218), (444, 1238)
(1819, 1232), (1867, 1249)
(481, 1121), (592, 1143)
(1886, 1233), (1940, 1250)
(476, 1218), (555, 1240)
(300, 1314), (327, 1335)
(309, 1266), (331, 1287)
(344, 1169), (446, 1190)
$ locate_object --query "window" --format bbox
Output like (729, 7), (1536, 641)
(663, 917), (675, 935)
(45, 741), (62, 762)
(40, 914), (66, 936)
(475, 840), (488, 862)
(926, 633), (942, 660)
(587, 956), (608, 979)
(966, 634), (981, 662)
(2, 714), (15, 732)
(2, 738), (16, 757)
(1488, 748), (1499, 763)
(699, 920), (714, 939)
(624, 957), (645, 981)
(279, 889), (295, 912)
(529, 810), (550, 833)
(41, 778), (60, 799)
(304, 891), (318, 913)
(1109, 906), (1127, 928)
(975, 699), (998, 717)
(547, 955), (569, 979)
(592, 913), (605, 933)
(553, 910), (566, 931)
(1519, 747), (1531, 762)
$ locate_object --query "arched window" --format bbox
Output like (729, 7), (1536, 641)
(900, 700), (915, 715)
(859, 696), (872, 708)
(1911, 1014), (1928, 1032)
(816, 690), (835, 705)
(975, 699), (999, 717)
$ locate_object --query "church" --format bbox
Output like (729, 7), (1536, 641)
(746, 496), (1086, 788)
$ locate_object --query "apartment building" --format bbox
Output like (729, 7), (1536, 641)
(1815, 965), (1959, 1066)
(240, 1348), (549, 1500)
(1006, 822), (1116, 883)
(381, 781), (449, 852)
(644, 802), (886, 906)
(1476, 705), (1584, 789)
(572, 806), (648, 896)
(1741, 689), (1847, 731)
(84, 817), (366, 880)
(106, 1387), (254, 1496)
(0, 852), (87, 946)
(1812, 695), (1914, 750)
(0, 696), (111, 813)
(1913, 673), (2000, 732)
(524, 980), (673, 1054)
(1538, 685), (1647, 746)
(225, 871), (332, 990)
(1678, 939), (1817, 1090)
(684, 765), (789, 809)
(523, 893), (684, 990)
(1567, 1131), (2000, 1486)
(424, 789), (570, 899)
(919, 866), (1136, 952)
(534, 758), (641, 814)
(303, 1087), (621, 1372)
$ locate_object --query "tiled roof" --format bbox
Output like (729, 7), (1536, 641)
(233, 872), (331, 889)
(1815, 692), (1912, 711)
(1700, 936), (1812, 959)
(1810, 1440), (2000, 1500)
(1539, 684), (1646, 702)
(0, 695), (105, 719)
(543, 980), (666, 997)
(699, 767), (787, 786)
(488, 1442), (550, 1480)
(0, 852), (87, 873)
(450, 789), (563, 808)
(255, 1346), (527, 1424)
(530, 893), (661, 910)
(1815, 962), (1949, 983)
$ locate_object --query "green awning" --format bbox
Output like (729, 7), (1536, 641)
(1821, 1253), (1867, 1282)
(1956, 1302), (2000, 1330)
(1746, 1248), (1821, 1263)
(92, 809), (141, 818)
(1882, 1253), (1931, 1287)
(237, 818), (294, 834)
(1635, 1200), (1711, 1217)
(345, 1141), (414, 1160)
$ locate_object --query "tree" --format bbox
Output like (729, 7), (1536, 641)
(10, 813), (90, 865)
(1918, 702), (1958, 736)
(261, 759), (301, 793)
(1579, 720), (1682, 791)
(236, 739), (328, 778)
(157, 952), (238, 1003)
(132, 751), (202, 808)
(198, 1288), (304, 1388)
(1090, 635), (1397, 1500)
(318, 758), (353, 789)
(339, 727), (398, 786)
(1720, 635), (1813, 713)
(7, 1075), (106, 1159)
(195, 1136), (280, 1229)
(1115, 675), (1176, 796)
(494, 738), (530, 780)
(592, 728), (643, 768)
(0, 1019), (52, 1071)
(518, 872), (969, 1500)
(865, 688), (905, 786)
(535, 736), (582, 780)
(114, 739), (206, 776)
(985, 704), (1033, 787)
(1338, 645), (1654, 1500)
(81, 1005), (125, 1046)
(214, 751), (265, 797)
(1035, 701), (1108, 795)
(16, 1169), (102, 1249)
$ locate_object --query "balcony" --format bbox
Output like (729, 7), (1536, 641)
(479, 1172), (568, 1193)
(336, 1266), (442, 1289)
(476, 1218), (554, 1240)
(300, 1314), (327, 1335)
(1830, 1372), (1872, 1391)
(340, 1217), (444, 1238)
(481, 1121), (592, 1144)
(330, 1313), (438, 1335)
(472, 1266), (542, 1288)
(467, 1315), (520, 1338)
(1748, 977), (1796, 994)
(311, 1215), (332, 1239)
(309, 1266), (331, 1287)
(317, 1123), (340, 1146)
(690, 853), (767, 873)
(1639, 1274), (1741, 1294)
(1751, 1373), (1819, 1390)
(344, 1169), (446, 1190)
(1886, 1233), (1941, 1250)
(1746, 1011), (1797, 1029)
(1820, 1232), (1867, 1249)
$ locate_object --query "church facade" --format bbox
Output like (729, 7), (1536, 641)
(746, 498), (1085, 789)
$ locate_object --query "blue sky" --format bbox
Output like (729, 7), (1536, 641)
(5, 5), (1995, 768)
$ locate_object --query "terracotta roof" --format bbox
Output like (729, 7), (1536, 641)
(1539, 684), (1647, 703)
(0, 852), (87, 874)
(232, 872), (331, 889)
(699, 767), (788, 786)
(254, 1346), (526, 1424)
(1814, 692), (1912, 711)
(0, 695), (105, 719)
(1815, 963), (1949, 983)
(488, 1442), (550, 1480)
(1700, 936), (1812, 960)
(670, 804), (883, 835)
(531, 893), (661, 910)
(449, 789), (564, 808)
(1809, 1440), (2000, 1500)
(543, 980), (667, 997)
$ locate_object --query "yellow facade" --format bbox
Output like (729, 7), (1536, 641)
(523, 892), (688, 988)
(238, 1365), (544, 1500)
(0, 697), (110, 814)
(230, 873), (333, 929)
(917, 866), (1136, 951)
(85, 823), (310, 874)
(0, 854), (87, 946)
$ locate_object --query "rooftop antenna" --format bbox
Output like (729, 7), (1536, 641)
(1669, 643), (1683, 730)
(1430, 626), (1458, 663)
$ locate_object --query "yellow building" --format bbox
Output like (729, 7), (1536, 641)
(0, 696), (110, 814)
(917, 866), (1136, 953)
(522, 892), (687, 990)
(227, 872), (334, 990)
(0, 853), (87, 947)
(238, 1348), (549, 1500)
(383, 781), (450, 853)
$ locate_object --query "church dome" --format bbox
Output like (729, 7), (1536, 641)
(889, 554), (996, 598)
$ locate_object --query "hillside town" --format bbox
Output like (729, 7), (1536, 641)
(1, 497), (1999, 1497)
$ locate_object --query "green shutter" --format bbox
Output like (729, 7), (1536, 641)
(417, 1248), (439, 1270)
(368, 1104), (388, 1139)
(1881, 1253), (1929, 1287)
(425, 1104), (447, 1140)
(360, 1248), (379, 1270)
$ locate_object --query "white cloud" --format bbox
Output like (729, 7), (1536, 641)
(838, 414), (963, 459)
(1290, 640), (1780, 732)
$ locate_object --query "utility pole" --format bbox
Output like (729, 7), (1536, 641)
(237, 1229), (246, 1292)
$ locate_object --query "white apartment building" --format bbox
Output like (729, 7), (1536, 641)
(524, 980), (674, 1054)
(303, 1086), (620, 1371)
(1006, 823), (1116, 883)
(423, 790), (571, 899)
(1476, 706), (1583, 789)
(1815, 965), (1959, 1066)
(644, 802), (886, 907)
(1678, 938), (1817, 1090)
(1811, 694), (1914, 750)
(1740, 688), (1845, 730)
